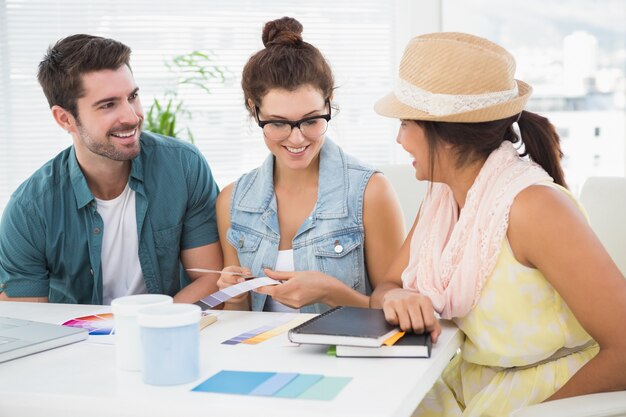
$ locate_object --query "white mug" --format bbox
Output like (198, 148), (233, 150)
(111, 294), (173, 371)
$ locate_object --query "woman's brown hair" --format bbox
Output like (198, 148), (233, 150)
(241, 17), (334, 114)
(418, 110), (567, 188)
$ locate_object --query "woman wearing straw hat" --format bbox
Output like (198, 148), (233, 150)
(371, 33), (626, 416)
(206, 17), (405, 314)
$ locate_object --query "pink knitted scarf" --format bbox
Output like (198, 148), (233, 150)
(401, 141), (552, 319)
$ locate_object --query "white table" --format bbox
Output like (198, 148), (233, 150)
(0, 301), (463, 417)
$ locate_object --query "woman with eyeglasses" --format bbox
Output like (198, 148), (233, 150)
(211, 16), (405, 313)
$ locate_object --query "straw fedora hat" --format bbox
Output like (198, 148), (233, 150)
(375, 32), (532, 123)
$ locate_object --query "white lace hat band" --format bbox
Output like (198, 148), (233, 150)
(394, 79), (519, 117)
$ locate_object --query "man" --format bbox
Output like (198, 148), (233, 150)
(0, 34), (222, 304)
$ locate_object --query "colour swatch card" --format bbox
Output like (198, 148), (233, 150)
(62, 313), (115, 335)
(192, 370), (351, 401)
(197, 277), (280, 309)
(222, 314), (311, 345)
(62, 313), (115, 344)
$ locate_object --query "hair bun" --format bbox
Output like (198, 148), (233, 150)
(262, 17), (303, 47)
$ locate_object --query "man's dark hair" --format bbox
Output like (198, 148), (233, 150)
(37, 34), (131, 117)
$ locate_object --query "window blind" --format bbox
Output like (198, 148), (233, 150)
(0, 0), (405, 214)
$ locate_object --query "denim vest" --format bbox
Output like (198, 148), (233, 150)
(228, 138), (375, 314)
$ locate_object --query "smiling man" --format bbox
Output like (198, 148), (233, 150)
(0, 35), (222, 305)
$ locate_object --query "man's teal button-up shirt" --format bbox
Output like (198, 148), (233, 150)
(0, 132), (219, 304)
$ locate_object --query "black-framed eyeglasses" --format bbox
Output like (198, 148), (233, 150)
(254, 100), (332, 141)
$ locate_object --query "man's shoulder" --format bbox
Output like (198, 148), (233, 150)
(137, 131), (214, 187)
(139, 131), (200, 157)
(10, 147), (73, 207)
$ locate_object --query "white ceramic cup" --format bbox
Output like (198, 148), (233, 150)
(111, 294), (173, 371)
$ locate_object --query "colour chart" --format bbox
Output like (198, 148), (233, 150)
(197, 277), (280, 309)
(222, 314), (310, 345)
(192, 370), (351, 400)
(62, 313), (115, 335)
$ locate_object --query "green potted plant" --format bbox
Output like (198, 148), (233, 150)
(145, 51), (226, 143)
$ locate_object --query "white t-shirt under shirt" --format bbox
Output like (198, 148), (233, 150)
(95, 183), (146, 305)
(263, 249), (300, 313)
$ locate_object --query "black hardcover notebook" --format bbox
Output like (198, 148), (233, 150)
(287, 306), (400, 347)
(335, 331), (432, 358)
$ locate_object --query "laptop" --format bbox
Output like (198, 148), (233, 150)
(0, 316), (88, 363)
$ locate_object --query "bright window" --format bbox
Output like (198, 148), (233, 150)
(3, 1), (622, 214)
(0, 0), (407, 214)
(442, 0), (626, 193)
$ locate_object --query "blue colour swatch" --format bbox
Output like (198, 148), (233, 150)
(249, 372), (299, 396)
(298, 377), (352, 400)
(273, 374), (324, 398)
(192, 370), (275, 394)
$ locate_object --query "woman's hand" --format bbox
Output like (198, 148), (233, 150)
(217, 265), (252, 307)
(382, 288), (441, 343)
(255, 269), (332, 309)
